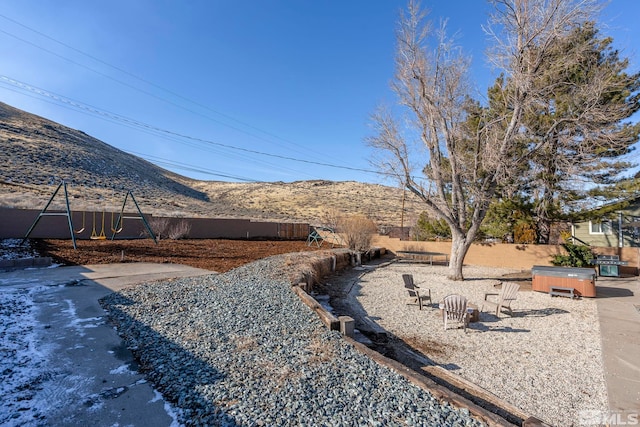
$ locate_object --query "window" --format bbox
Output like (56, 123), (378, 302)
(589, 220), (612, 235)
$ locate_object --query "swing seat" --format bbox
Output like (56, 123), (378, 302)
(73, 211), (86, 234)
(90, 210), (107, 240)
(110, 211), (123, 234)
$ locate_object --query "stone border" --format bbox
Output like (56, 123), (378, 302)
(0, 256), (52, 271)
(291, 250), (550, 427)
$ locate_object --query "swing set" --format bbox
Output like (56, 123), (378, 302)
(22, 180), (157, 249)
(74, 210), (125, 239)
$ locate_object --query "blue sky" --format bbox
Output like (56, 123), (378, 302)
(1, 1), (638, 184)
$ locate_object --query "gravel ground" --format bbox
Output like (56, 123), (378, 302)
(100, 255), (486, 427)
(329, 261), (608, 426)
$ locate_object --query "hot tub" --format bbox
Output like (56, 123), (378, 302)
(531, 265), (597, 297)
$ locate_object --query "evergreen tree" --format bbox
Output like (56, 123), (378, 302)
(522, 22), (640, 242)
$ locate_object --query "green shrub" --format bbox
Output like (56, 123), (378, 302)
(414, 213), (451, 241)
(551, 241), (595, 267)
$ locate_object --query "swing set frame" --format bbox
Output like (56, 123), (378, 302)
(21, 181), (157, 249)
(21, 180), (77, 249)
(110, 190), (157, 243)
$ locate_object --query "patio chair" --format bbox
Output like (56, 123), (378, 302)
(442, 294), (470, 332)
(482, 282), (520, 317)
(402, 274), (432, 310)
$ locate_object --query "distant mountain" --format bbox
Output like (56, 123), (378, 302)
(0, 101), (424, 227)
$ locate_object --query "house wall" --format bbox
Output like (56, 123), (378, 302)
(573, 207), (640, 248)
(572, 222), (621, 247)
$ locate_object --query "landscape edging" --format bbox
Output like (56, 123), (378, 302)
(0, 256), (52, 272)
(289, 250), (549, 427)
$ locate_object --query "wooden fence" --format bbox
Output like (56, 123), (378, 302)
(3, 207), (637, 274)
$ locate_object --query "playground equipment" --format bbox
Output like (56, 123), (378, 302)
(90, 210), (107, 240)
(110, 211), (123, 234)
(110, 190), (157, 244)
(74, 210), (128, 239)
(22, 181), (157, 248)
(21, 180), (77, 249)
(74, 211), (86, 234)
(306, 226), (344, 248)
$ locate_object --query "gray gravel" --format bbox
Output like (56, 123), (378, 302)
(334, 263), (608, 426)
(101, 255), (485, 426)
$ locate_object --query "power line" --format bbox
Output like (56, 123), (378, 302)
(0, 79), (337, 182)
(130, 152), (257, 182)
(0, 75), (382, 176)
(0, 80), (331, 183)
(0, 14), (352, 164)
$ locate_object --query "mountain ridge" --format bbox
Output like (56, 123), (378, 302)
(0, 101), (424, 228)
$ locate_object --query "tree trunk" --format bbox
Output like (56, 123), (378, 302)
(448, 233), (472, 281)
(536, 187), (554, 244)
(537, 215), (551, 244)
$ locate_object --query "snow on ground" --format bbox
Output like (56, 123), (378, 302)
(0, 239), (39, 260)
(0, 285), (53, 425)
(0, 241), (185, 426)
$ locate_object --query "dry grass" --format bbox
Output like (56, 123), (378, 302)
(1, 179), (425, 229)
(230, 335), (259, 352)
(306, 334), (338, 364)
(1, 101), (428, 228)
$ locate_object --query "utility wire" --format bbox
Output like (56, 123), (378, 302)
(0, 75), (382, 176)
(0, 79), (323, 181)
(132, 153), (257, 182)
(0, 14), (351, 163)
(129, 152), (422, 207)
(0, 81), (319, 183)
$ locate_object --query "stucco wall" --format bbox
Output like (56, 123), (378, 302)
(372, 234), (640, 274)
(0, 208), (310, 240)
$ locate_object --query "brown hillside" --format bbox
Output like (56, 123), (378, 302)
(0, 101), (424, 228)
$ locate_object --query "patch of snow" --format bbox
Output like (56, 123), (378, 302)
(0, 285), (54, 425)
(61, 299), (102, 336)
(109, 364), (134, 375)
(150, 389), (184, 426)
(0, 239), (39, 261)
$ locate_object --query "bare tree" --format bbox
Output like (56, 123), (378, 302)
(337, 214), (378, 252)
(167, 219), (192, 240)
(368, 0), (598, 280)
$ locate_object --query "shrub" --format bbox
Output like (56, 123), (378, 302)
(513, 222), (537, 244)
(319, 208), (341, 231)
(148, 217), (170, 240)
(413, 213), (451, 241)
(551, 240), (596, 267)
(337, 214), (377, 252)
(167, 219), (191, 240)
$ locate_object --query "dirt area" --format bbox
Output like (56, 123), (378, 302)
(28, 238), (535, 283)
(32, 238), (327, 273)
